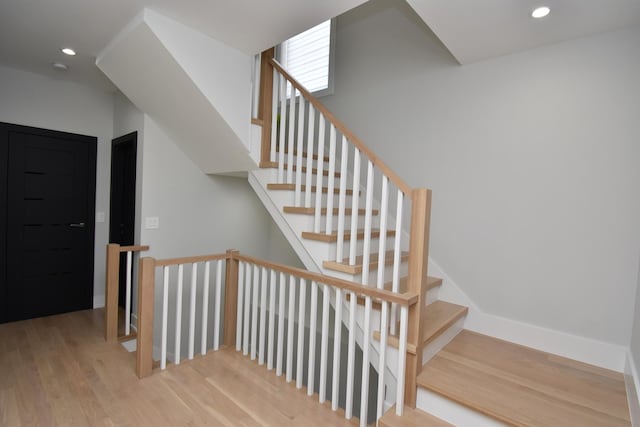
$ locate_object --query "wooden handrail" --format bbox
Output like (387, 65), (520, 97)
(119, 245), (150, 252)
(154, 253), (228, 267)
(268, 58), (412, 196)
(235, 253), (417, 306)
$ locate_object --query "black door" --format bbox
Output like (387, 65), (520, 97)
(108, 132), (137, 308)
(0, 123), (96, 323)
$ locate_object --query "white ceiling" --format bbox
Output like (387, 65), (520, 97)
(407, 0), (640, 64)
(1, 0), (639, 91)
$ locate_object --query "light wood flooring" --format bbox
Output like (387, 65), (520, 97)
(418, 330), (631, 427)
(0, 309), (358, 426)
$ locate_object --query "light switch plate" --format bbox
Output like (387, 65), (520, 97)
(96, 212), (105, 223)
(145, 217), (160, 229)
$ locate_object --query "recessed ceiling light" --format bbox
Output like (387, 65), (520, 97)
(61, 48), (76, 56)
(532, 6), (551, 18)
(52, 62), (68, 71)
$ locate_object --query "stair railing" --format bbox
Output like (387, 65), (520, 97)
(104, 243), (150, 342)
(256, 48), (431, 408)
(133, 249), (417, 425)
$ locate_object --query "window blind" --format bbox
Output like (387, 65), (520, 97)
(282, 20), (331, 95)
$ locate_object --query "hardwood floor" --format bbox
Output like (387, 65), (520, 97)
(417, 330), (631, 427)
(0, 309), (358, 426)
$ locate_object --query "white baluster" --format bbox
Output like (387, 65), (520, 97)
(349, 149), (361, 265)
(201, 261), (210, 355)
(331, 288), (343, 411)
(175, 264), (184, 365)
(296, 278), (306, 389)
(267, 269), (276, 370)
(270, 71), (278, 163)
(313, 115), (326, 233)
(286, 275), (296, 383)
(325, 125), (337, 234)
(359, 296), (372, 426)
(319, 283), (330, 403)
(243, 263), (251, 356)
(304, 105), (315, 208)
(345, 291), (357, 419)
(259, 267), (268, 365)
(361, 161), (375, 285)
(307, 280), (318, 396)
(395, 305), (409, 416)
(214, 259), (223, 351)
(376, 301), (389, 421)
(188, 263), (198, 360)
(251, 264), (259, 361)
(286, 87), (296, 184)
(236, 261), (244, 351)
(336, 136), (349, 262)
(377, 177), (389, 289)
(276, 272), (286, 376)
(294, 96), (305, 206)
(278, 75), (287, 183)
(161, 266), (169, 369)
(125, 251), (132, 335)
(391, 191), (404, 336)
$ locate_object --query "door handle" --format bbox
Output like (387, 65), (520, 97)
(69, 222), (86, 228)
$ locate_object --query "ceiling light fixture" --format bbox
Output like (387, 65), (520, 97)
(52, 62), (68, 71)
(61, 47), (76, 56)
(531, 6), (551, 18)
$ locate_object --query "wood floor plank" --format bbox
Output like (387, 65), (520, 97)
(0, 309), (361, 427)
(418, 330), (631, 427)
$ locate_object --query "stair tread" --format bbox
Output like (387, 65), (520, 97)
(348, 275), (442, 310)
(417, 330), (631, 427)
(275, 149), (330, 162)
(283, 206), (379, 216)
(422, 301), (468, 345)
(373, 300), (466, 352)
(323, 250), (409, 275)
(379, 405), (453, 427)
(267, 183), (356, 195)
(302, 228), (396, 243)
(261, 161), (340, 177)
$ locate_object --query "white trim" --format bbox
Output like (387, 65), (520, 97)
(430, 257), (627, 372)
(93, 294), (105, 309)
(417, 388), (507, 427)
(625, 350), (640, 426)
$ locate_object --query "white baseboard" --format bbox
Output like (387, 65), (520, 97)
(93, 294), (105, 309)
(429, 258), (627, 372)
(626, 350), (640, 426)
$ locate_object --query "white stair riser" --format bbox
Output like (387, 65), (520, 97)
(417, 388), (508, 427)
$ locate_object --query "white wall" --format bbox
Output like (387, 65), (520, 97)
(139, 115), (300, 264)
(0, 65), (114, 307)
(322, 0), (640, 346)
(631, 260), (640, 370)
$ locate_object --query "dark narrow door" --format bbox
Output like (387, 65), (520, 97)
(1, 123), (96, 323)
(108, 132), (137, 308)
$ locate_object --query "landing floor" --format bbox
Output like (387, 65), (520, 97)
(0, 309), (357, 426)
(418, 330), (631, 426)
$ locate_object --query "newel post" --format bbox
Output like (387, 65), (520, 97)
(223, 250), (240, 347)
(259, 47), (275, 165)
(136, 257), (156, 378)
(405, 188), (432, 407)
(105, 243), (121, 342)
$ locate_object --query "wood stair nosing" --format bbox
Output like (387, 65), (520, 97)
(379, 405), (454, 427)
(323, 250), (410, 275)
(347, 275), (443, 310)
(373, 300), (467, 353)
(283, 206), (379, 216)
(302, 228), (396, 243)
(267, 183), (357, 196)
(261, 161), (340, 177)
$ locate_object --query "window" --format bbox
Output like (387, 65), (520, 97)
(279, 19), (335, 97)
